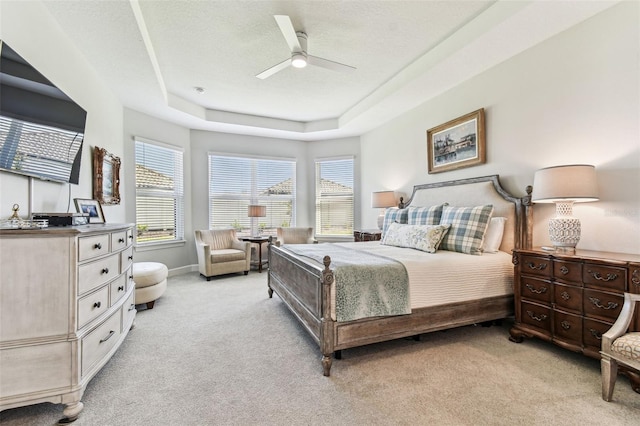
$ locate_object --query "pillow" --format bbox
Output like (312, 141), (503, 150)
(481, 217), (507, 253)
(439, 205), (494, 255)
(382, 208), (408, 236)
(407, 204), (447, 226)
(381, 222), (451, 253)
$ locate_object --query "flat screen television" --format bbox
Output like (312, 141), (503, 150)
(0, 40), (87, 184)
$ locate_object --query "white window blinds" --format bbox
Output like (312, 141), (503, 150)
(315, 157), (354, 237)
(135, 139), (184, 244)
(208, 154), (296, 237)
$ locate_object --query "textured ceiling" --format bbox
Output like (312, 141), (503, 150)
(40, 0), (617, 141)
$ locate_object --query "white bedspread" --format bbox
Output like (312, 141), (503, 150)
(334, 241), (514, 312)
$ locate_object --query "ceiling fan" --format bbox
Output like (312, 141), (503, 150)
(256, 15), (356, 79)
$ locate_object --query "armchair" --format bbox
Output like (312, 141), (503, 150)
(601, 292), (640, 401)
(194, 229), (251, 280)
(275, 227), (317, 246)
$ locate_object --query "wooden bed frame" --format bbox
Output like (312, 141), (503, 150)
(267, 175), (532, 376)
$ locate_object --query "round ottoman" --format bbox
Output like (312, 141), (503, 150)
(133, 262), (168, 310)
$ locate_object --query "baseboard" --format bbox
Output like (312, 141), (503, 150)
(167, 264), (198, 277)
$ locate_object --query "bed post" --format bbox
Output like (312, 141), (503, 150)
(267, 236), (274, 298)
(320, 255), (335, 376)
(522, 185), (533, 249)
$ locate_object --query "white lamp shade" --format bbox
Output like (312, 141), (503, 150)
(247, 205), (266, 217)
(531, 165), (599, 203)
(371, 191), (396, 208)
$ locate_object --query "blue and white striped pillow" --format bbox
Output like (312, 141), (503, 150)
(439, 205), (494, 255)
(407, 204), (447, 226)
(382, 208), (409, 236)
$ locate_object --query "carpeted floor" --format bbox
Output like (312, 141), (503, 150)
(1, 271), (638, 425)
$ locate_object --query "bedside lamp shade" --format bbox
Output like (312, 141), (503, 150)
(532, 165), (598, 250)
(371, 191), (396, 229)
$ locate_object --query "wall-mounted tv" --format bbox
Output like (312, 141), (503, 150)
(0, 40), (87, 184)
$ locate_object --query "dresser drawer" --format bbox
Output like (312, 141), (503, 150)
(122, 290), (136, 332)
(583, 289), (623, 322)
(553, 260), (582, 284)
(520, 255), (552, 279)
(583, 263), (626, 291)
(521, 301), (551, 333)
(120, 246), (134, 273)
(110, 274), (128, 307)
(111, 231), (128, 252)
(553, 283), (582, 314)
(520, 276), (551, 303)
(78, 234), (110, 262)
(583, 317), (612, 351)
(78, 286), (109, 329)
(81, 310), (121, 377)
(78, 253), (120, 295)
(553, 310), (582, 345)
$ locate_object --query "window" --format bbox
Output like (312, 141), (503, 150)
(208, 154), (295, 236)
(315, 157), (354, 237)
(134, 138), (184, 244)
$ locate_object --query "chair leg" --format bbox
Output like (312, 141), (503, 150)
(601, 356), (618, 401)
(244, 271), (249, 275)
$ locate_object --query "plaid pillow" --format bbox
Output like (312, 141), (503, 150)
(439, 205), (494, 255)
(382, 208), (409, 236)
(407, 204), (447, 226)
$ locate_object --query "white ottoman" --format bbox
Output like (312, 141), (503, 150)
(133, 262), (168, 310)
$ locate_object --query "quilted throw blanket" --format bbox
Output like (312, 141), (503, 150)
(283, 244), (410, 322)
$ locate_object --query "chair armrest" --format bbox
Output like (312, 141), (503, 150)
(602, 292), (640, 347)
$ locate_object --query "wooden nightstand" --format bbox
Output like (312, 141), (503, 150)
(353, 229), (382, 242)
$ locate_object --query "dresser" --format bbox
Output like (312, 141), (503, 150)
(0, 224), (136, 422)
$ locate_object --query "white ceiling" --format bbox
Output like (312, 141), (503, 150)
(41, 0), (617, 141)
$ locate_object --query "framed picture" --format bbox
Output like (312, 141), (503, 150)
(74, 198), (105, 224)
(426, 108), (485, 174)
(93, 146), (121, 205)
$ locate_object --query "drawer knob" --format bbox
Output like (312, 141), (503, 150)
(526, 310), (547, 322)
(118, 286), (124, 292)
(589, 328), (603, 340)
(93, 301), (102, 309)
(119, 238), (125, 243)
(102, 268), (110, 275)
(526, 262), (547, 271)
(632, 269), (640, 287)
(99, 330), (115, 344)
(94, 243), (102, 250)
(588, 269), (618, 282)
(128, 256), (133, 261)
(588, 297), (618, 311)
(560, 266), (569, 275)
(525, 283), (547, 294)
(561, 321), (571, 330)
(561, 291), (570, 301)
(129, 235), (134, 240)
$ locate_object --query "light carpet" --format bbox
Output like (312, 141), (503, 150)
(1, 271), (638, 425)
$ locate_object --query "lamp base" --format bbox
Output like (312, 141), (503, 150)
(548, 216), (581, 249)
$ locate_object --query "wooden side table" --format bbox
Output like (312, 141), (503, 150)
(239, 236), (269, 272)
(353, 229), (382, 242)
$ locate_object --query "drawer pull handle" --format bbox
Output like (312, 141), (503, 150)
(93, 301), (102, 309)
(526, 262), (547, 271)
(129, 275), (133, 280)
(119, 238), (125, 243)
(560, 266), (569, 275)
(589, 328), (603, 340)
(129, 235), (134, 240)
(102, 268), (109, 274)
(632, 269), (640, 287)
(587, 270), (618, 282)
(525, 284), (547, 294)
(129, 304), (136, 311)
(94, 243), (102, 250)
(561, 291), (570, 301)
(588, 297), (618, 311)
(561, 321), (571, 330)
(118, 286), (124, 291)
(526, 310), (547, 322)
(128, 255), (133, 261)
(99, 330), (115, 344)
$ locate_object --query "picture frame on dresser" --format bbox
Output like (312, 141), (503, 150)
(74, 198), (105, 223)
(427, 108), (485, 174)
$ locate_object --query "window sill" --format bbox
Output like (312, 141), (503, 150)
(135, 239), (186, 252)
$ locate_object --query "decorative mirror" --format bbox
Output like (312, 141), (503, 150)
(93, 146), (121, 205)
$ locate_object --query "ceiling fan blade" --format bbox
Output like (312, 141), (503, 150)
(307, 55), (356, 73)
(274, 15), (301, 52)
(256, 58), (292, 79)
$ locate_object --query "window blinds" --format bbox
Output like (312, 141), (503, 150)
(315, 157), (354, 236)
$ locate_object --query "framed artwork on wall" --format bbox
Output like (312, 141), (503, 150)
(93, 146), (121, 205)
(74, 198), (105, 223)
(426, 108), (485, 174)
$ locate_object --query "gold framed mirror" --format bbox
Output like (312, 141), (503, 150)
(93, 146), (121, 205)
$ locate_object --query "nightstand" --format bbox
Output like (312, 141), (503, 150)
(353, 229), (382, 242)
(239, 236), (269, 272)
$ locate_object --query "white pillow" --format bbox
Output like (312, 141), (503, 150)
(381, 222), (451, 253)
(481, 217), (506, 253)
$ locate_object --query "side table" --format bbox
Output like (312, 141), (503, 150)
(239, 236), (269, 272)
(353, 229), (382, 242)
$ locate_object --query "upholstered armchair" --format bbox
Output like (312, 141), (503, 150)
(194, 229), (251, 280)
(275, 227), (317, 246)
(601, 292), (640, 400)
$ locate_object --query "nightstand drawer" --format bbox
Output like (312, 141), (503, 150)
(520, 276), (551, 303)
(553, 310), (582, 345)
(554, 260), (582, 284)
(520, 255), (552, 279)
(583, 263), (626, 291)
(583, 289), (623, 322)
(554, 283), (582, 314)
(521, 301), (551, 333)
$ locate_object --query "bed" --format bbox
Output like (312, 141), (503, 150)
(267, 175), (532, 376)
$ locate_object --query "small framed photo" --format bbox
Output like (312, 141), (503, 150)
(74, 198), (105, 224)
(427, 108), (485, 174)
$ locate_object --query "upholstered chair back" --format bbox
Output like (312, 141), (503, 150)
(197, 229), (238, 250)
(276, 227), (316, 244)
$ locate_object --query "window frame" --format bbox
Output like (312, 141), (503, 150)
(314, 156), (355, 238)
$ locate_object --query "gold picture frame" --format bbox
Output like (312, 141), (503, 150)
(74, 198), (105, 223)
(93, 146), (121, 205)
(427, 108), (485, 174)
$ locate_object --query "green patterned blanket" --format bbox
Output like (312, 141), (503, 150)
(283, 244), (410, 322)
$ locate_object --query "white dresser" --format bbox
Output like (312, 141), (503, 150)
(0, 223), (136, 422)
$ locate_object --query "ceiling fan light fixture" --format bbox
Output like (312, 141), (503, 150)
(291, 52), (307, 68)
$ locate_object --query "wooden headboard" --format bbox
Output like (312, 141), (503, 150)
(403, 175), (532, 253)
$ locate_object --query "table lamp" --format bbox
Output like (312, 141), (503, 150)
(248, 204), (266, 237)
(531, 164), (598, 251)
(371, 191), (397, 229)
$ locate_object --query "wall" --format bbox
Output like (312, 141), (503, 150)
(0, 1), (125, 222)
(360, 1), (639, 254)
